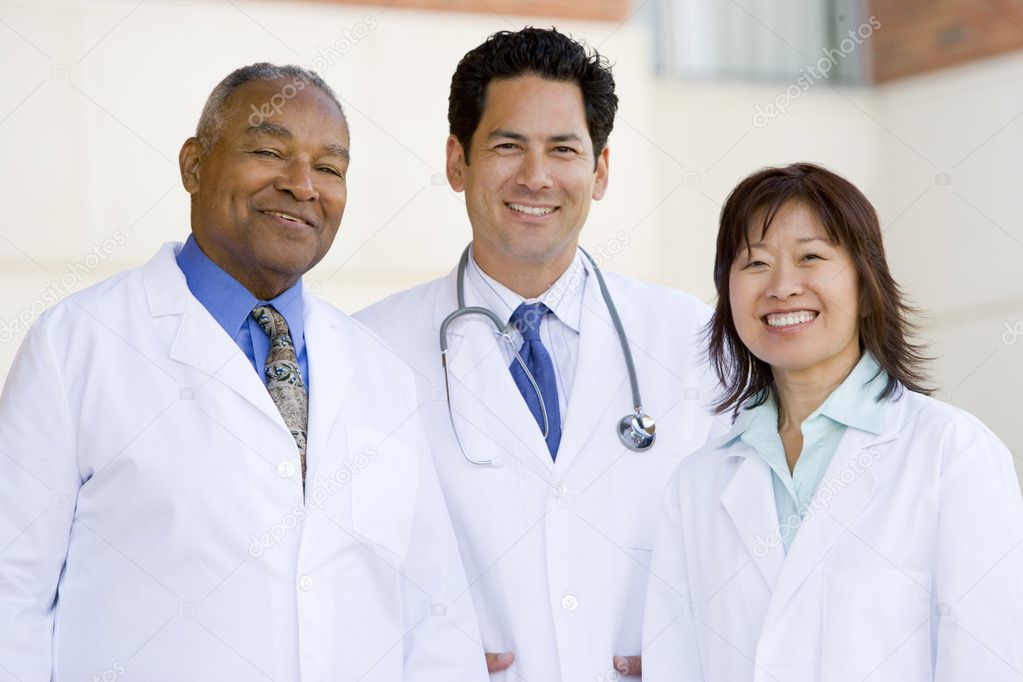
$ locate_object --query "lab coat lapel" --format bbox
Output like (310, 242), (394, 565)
(552, 263), (626, 475)
(434, 272), (554, 475)
(720, 450), (785, 590)
(303, 298), (354, 486)
(762, 418), (899, 627)
(143, 243), (283, 428)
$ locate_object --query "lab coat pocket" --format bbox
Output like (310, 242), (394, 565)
(348, 424), (420, 562)
(822, 569), (933, 682)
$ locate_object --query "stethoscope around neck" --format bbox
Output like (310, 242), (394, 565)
(438, 244), (656, 466)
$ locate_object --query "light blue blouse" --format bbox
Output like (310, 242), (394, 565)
(721, 352), (889, 551)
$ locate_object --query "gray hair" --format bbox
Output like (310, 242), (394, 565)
(195, 62), (345, 152)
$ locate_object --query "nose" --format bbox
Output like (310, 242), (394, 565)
(765, 261), (805, 300)
(516, 150), (553, 192)
(273, 156), (318, 202)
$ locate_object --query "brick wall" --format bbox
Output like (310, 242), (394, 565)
(302, 0), (630, 22)
(870, 0), (1023, 82)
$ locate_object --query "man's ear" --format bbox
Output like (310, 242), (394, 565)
(592, 144), (610, 201)
(179, 137), (202, 194)
(446, 134), (467, 192)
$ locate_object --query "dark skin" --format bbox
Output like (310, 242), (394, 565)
(178, 79), (350, 300)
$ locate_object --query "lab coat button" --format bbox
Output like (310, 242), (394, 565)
(552, 483), (567, 498)
(278, 461), (296, 478)
(561, 594), (579, 611)
(299, 575), (313, 591)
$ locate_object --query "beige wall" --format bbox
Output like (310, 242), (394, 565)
(0, 0), (1019, 479)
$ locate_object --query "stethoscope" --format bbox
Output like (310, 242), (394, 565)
(439, 244), (656, 466)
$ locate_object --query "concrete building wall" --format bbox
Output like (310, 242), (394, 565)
(0, 0), (1019, 480)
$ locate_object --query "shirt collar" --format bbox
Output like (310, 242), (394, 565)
(816, 351), (887, 434)
(175, 234), (305, 341)
(715, 351), (889, 448)
(465, 244), (586, 333)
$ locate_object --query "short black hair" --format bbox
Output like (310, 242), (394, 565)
(448, 27), (618, 165)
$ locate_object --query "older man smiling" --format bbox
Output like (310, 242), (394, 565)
(0, 63), (486, 682)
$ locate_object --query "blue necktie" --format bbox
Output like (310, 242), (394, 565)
(508, 303), (562, 459)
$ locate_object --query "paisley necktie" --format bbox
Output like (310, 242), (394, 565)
(251, 305), (308, 485)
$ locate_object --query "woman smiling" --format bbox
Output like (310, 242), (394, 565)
(642, 163), (1023, 681)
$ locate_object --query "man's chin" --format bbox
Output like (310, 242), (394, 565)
(505, 237), (578, 266)
(254, 252), (320, 287)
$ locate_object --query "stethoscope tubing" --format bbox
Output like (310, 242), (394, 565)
(439, 244), (655, 461)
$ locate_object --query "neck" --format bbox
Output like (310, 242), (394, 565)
(773, 351), (861, 430)
(191, 233), (297, 301)
(472, 245), (576, 299)
(214, 261), (297, 301)
(239, 276), (296, 302)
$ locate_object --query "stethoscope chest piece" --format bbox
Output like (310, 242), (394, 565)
(618, 411), (656, 451)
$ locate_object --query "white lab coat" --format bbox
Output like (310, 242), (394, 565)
(0, 243), (487, 682)
(643, 388), (1023, 681)
(356, 253), (724, 681)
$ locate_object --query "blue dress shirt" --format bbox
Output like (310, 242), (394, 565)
(720, 352), (888, 551)
(175, 235), (309, 391)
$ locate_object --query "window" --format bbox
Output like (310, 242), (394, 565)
(646, 0), (872, 84)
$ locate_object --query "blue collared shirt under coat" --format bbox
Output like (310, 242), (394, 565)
(175, 234), (309, 391)
(719, 352), (888, 552)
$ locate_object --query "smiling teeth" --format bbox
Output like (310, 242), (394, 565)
(267, 211), (303, 223)
(766, 311), (817, 327)
(508, 203), (555, 216)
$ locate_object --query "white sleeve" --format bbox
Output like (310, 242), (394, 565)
(642, 466), (705, 682)
(399, 412), (488, 682)
(0, 320), (80, 682)
(933, 416), (1023, 680)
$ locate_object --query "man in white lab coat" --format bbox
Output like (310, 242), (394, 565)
(356, 29), (722, 680)
(0, 63), (486, 682)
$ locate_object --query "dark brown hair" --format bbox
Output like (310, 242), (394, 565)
(708, 162), (931, 417)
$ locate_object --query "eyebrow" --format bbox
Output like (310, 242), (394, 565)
(323, 142), (350, 160)
(549, 133), (583, 144)
(245, 122), (292, 140)
(487, 129), (584, 144)
(244, 122), (350, 161)
(748, 236), (829, 249)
